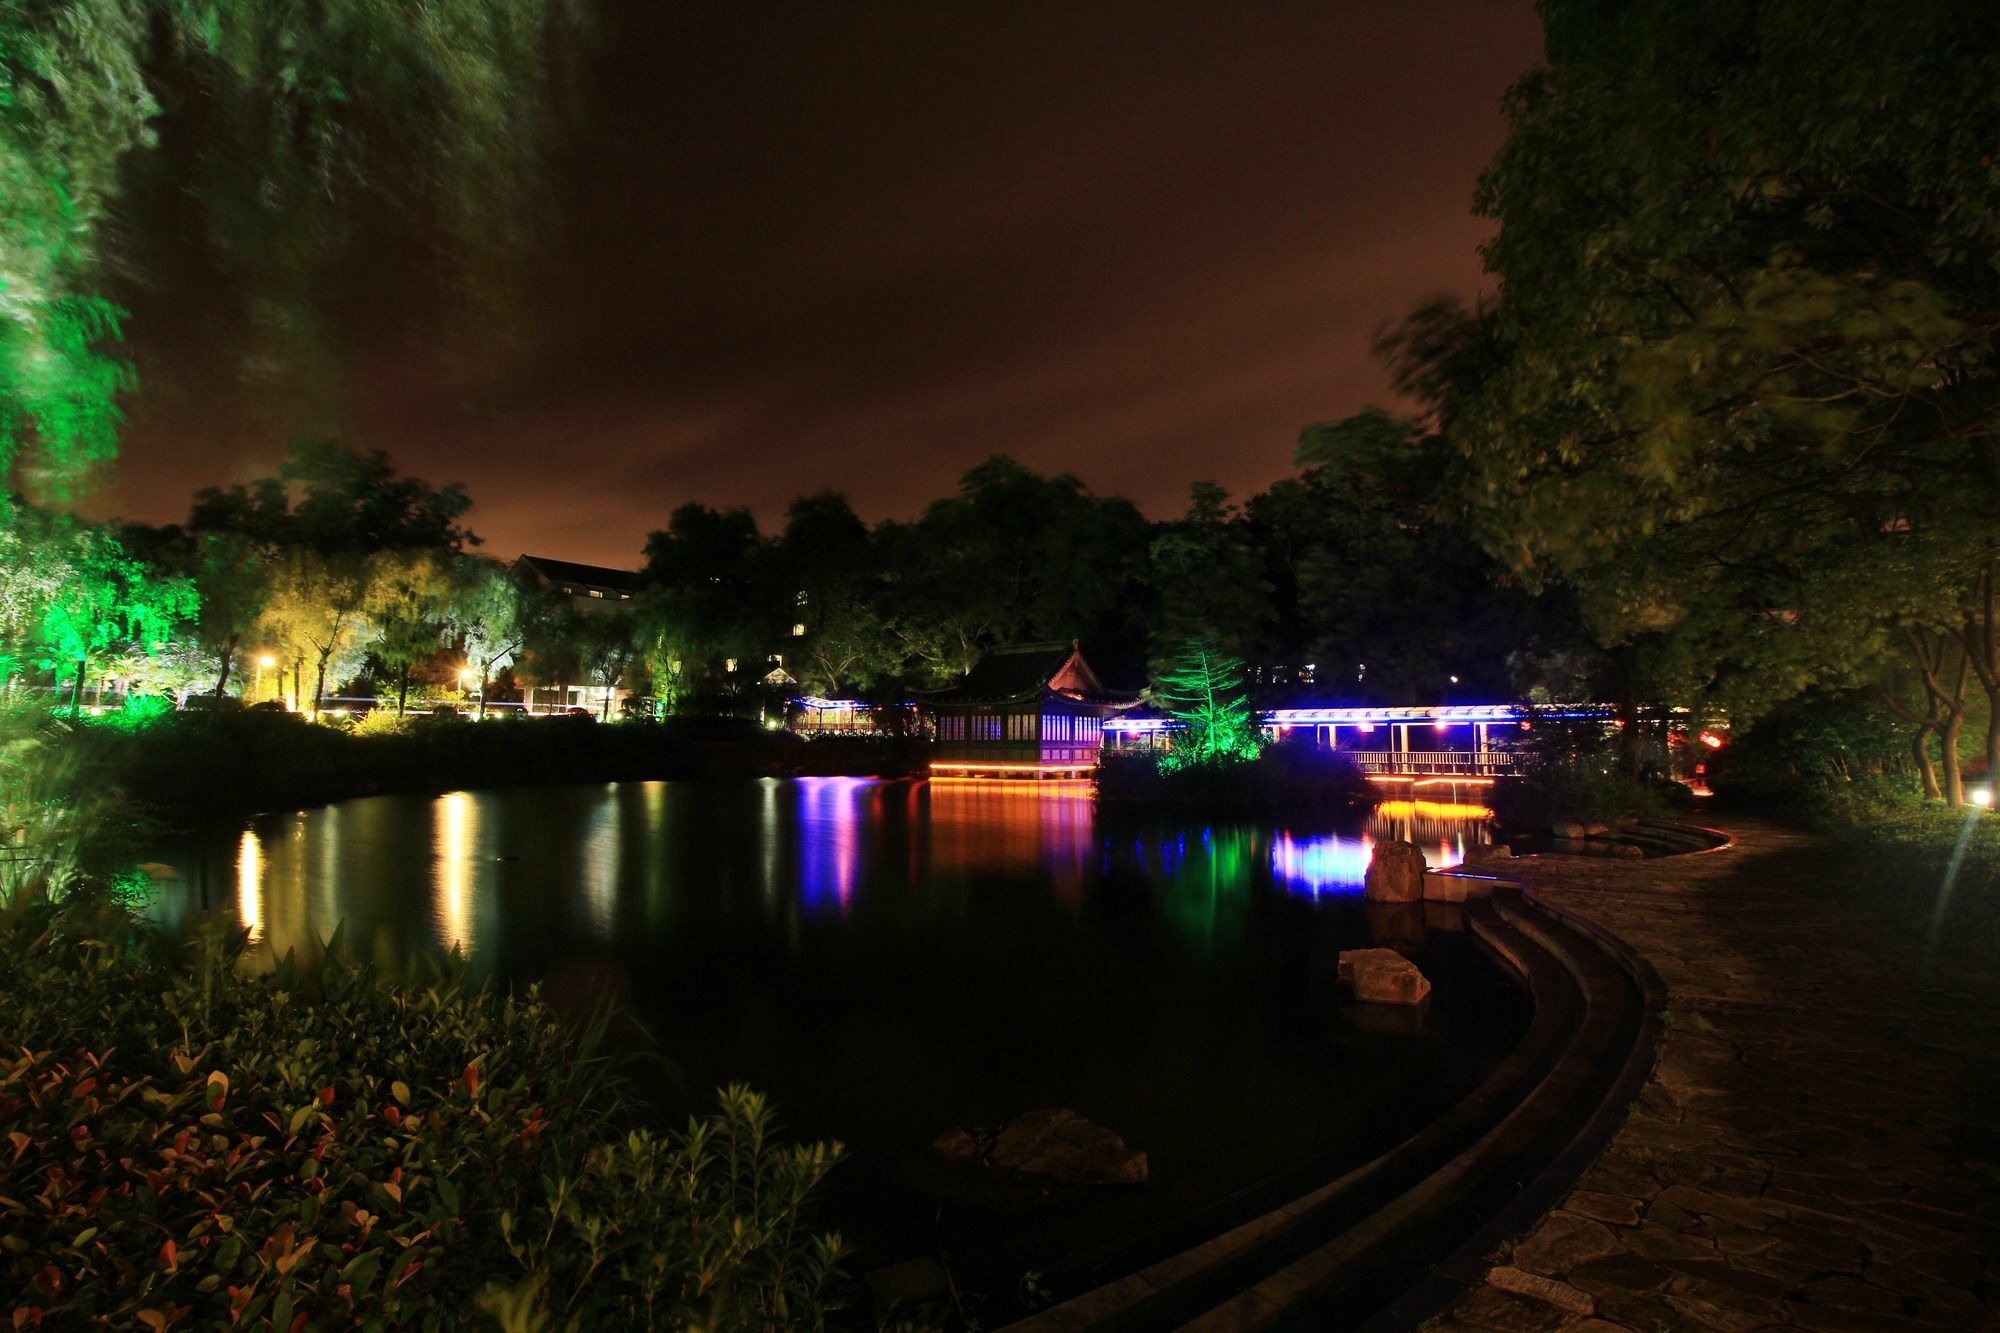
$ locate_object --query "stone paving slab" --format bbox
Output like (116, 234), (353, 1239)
(1430, 819), (2000, 1332)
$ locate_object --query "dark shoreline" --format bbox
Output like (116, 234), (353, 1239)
(90, 713), (930, 833)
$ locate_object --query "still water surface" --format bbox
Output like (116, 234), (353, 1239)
(149, 779), (1526, 1285)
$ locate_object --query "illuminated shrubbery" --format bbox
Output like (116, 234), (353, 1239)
(0, 895), (860, 1330)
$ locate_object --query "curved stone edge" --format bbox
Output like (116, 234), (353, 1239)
(1354, 871), (1672, 1330)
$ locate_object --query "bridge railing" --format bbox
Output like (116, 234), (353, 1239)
(1344, 749), (1518, 776)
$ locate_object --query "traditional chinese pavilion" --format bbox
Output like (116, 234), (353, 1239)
(927, 641), (1136, 778)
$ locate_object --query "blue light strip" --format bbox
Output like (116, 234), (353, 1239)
(1108, 703), (1618, 732)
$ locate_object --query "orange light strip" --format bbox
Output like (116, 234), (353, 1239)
(1366, 774), (1417, 783)
(929, 762), (1095, 775)
(1413, 776), (1497, 787)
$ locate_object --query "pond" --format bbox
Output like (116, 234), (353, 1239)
(145, 778), (1528, 1298)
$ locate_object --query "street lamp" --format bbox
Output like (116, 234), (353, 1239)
(255, 655), (276, 702)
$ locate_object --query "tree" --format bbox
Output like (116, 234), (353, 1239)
(882, 456), (1152, 684)
(1155, 638), (1263, 769)
(191, 440), (477, 556)
(1147, 483), (1271, 666)
(35, 523), (198, 716)
(639, 503), (773, 689)
(0, 1), (579, 498)
(259, 549), (375, 717)
(578, 613), (640, 720)
(774, 493), (903, 695)
(368, 550), (456, 714)
(449, 560), (533, 719)
(1425, 0), (2000, 800)
(0, 506), (81, 693)
(180, 531), (276, 698)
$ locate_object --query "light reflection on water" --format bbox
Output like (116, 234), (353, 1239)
(141, 777), (1518, 1276)
(147, 780), (1493, 965)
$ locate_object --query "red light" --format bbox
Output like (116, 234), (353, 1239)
(1698, 732), (1724, 750)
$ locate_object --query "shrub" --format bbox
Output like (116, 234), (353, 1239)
(352, 708), (415, 738)
(0, 895), (857, 1330)
(1, 706), (145, 906)
(1490, 722), (1686, 831)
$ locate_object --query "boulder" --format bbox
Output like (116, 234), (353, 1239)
(1462, 841), (1514, 862)
(987, 1109), (1148, 1185)
(1584, 821), (1611, 837)
(1610, 842), (1646, 859)
(1551, 818), (1586, 841)
(1364, 840), (1427, 903)
(1337, 947), (1433, 1006)
(929, 1127), (980, 1167)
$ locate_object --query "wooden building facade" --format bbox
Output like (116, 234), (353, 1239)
(928, 642), (1132, 778)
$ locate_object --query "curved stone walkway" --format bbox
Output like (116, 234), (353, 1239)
(1432, 817), (2000, 1332)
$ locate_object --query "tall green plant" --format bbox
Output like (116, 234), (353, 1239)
(1155, 638), (1262, 769)
(35, 522), (199, 715)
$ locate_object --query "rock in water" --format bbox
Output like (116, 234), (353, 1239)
(1338, 948), (1433, 1006)
(988, 1109), (1149, 1185)
(1364, 840), (1427, 903)
(1462, 841), (1514, 862)
(929, 1127), (980, 1166)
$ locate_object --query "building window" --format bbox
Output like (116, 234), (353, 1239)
(725, 658), (739, 673)
(589, 589), (605, 598)
(792, 623), (806, 637)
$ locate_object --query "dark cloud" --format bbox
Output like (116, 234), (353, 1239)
(104, 0), (1542, 566)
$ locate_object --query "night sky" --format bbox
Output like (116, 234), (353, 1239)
(105, 1), (1542, 568)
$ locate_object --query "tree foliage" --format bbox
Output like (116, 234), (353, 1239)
(1155, 638), (1263, 770)
(0, 0), (579, 497)
(1419, 0), (2000, 799)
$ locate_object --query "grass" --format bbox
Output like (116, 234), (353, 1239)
(1809, 804), (2000, 954)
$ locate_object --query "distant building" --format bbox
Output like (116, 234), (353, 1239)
(511, 554), (640, 715)
(926, 641), (1137, 778)
(512, 554), (639, 612)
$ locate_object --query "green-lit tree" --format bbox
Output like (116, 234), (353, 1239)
(35, 524), (199, 716)
(1, 1), (579, 499)
(1155, 638), (1263, 770)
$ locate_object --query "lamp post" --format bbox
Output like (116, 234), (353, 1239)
(255, 655), (276, 703)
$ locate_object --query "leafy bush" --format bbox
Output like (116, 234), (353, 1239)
(1490, 721), (1686, 831)
(0, 896), (858, 1330)
(1709, 689), (1932, 824)
(1, 705), (145, 906)
(352, 709), (415, 738)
